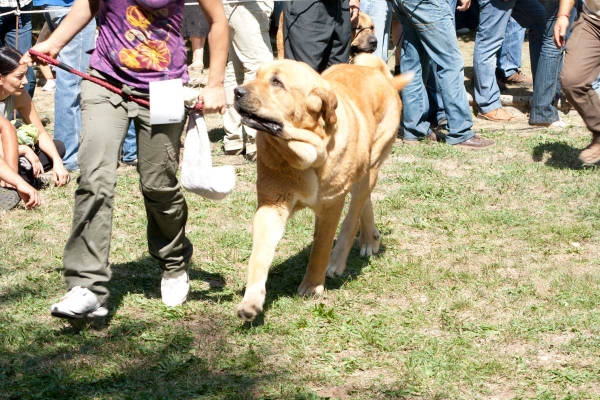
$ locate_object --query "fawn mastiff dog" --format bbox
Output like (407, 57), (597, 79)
(234, 55), (412, 321)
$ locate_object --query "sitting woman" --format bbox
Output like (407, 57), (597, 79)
(0, 46), (69, 188)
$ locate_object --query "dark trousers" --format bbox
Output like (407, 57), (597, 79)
(283, 0), (351, 72)
(18, 139), (66, 185)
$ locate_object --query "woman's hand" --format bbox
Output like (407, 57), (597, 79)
(20, 39), (61, 67)
(15, 180), (41, 209)
(22, 146), (44, 177)
(52, 162), (70, 187)
(198, 84), (227, 115)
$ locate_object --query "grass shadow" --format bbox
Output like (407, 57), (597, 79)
(208, 127), (225, 143)
(243, 240), (386, 327)
(532, 140), (585, 170)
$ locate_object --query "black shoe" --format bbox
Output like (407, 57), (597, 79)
(0, 187), (21, 210)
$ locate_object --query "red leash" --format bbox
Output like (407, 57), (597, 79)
(29, 49), (204, 112)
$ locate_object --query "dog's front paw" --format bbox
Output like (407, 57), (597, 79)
(297, 279), (325, 296)
(359, 228), (381, 256)
(236, 288), (265, 322)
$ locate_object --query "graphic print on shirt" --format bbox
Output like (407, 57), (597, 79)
(118, 5), (172, 72)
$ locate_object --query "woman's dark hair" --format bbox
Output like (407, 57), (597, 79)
(0, 46), (23, 76)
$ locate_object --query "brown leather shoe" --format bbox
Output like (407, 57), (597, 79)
(454, 135), (495, 150)
(579, 137), (600, 165)
(478, 107), (514, 122)
(504, 70), (533, 86)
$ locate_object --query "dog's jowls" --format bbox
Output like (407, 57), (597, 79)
(234, 55), (412, 321)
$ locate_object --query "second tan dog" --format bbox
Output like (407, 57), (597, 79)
(233, 55), (412, 321)
(276, 11), (378, 60)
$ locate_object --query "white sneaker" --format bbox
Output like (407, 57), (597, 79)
(50, 286), (108, 319)
(42, 79), (56, 91)
(161, 272), (190, 307)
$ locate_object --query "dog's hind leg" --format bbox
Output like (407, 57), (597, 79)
(298, 201), (345, 295)
(326, 178), (372, 278)
(237, 204), (291, 322)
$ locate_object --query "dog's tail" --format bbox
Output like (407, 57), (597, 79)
(391, 71), (414, 91)
(351, 53), (414, 90)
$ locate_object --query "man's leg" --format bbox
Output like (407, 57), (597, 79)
(328, 0), (351, 67)
(496, 17), (527, 83)
(227, 1), (274, 158)
(283, 0), (336, 72)
(121, 121), (138, 164)
(473, 0), (514, 114)
(45, 7), (96, 172)
(561, 14), (600, 163)
(400, 0), (475, 144)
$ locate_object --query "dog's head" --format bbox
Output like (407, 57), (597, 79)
(234, 60), (337, 137)
(350, 11), (377, 57)
(234, 60), (338, 169)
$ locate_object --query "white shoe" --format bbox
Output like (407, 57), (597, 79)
(42, 79), (56, 91)
(50, 286), (108, 319)
(549, 120), (567, 129)
(161, 272), (190, 307)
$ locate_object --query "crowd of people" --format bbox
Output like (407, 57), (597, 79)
(0, 0), (597, 318)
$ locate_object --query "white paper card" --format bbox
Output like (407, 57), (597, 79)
(149, 79), (185, 125)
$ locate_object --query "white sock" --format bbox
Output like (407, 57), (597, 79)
(181, 111), (236, 200)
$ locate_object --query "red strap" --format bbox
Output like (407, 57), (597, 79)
(29, 49), (203, 112)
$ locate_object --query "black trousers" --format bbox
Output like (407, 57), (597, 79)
(283, 0), (351, 73)
(18, 139), (66, 185)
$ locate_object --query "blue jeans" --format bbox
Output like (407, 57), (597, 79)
(593, 73), (600, 97)
(44, 7), (96, 171)
(425, 0), (457, 124)
(122, 121), (137, 163)
(529, 0), (576, 124)
(474, 0), (545, 113)
(394, 0), (474, 144)
(360, 0), (392, 61)
(0, 4), (35, 97)
(496, 17), (526, 78)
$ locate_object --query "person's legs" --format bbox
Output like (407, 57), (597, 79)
(496, 17), (526, 79)
(397, 12), (431, 141)
(121, 121), (137, 164)
(398, 0), (475, 144)
(473, 0), (514, 113)
(227, 1), (274, 159)
(328, 0), (351, 67)
(360, 0), (393, 61)
(510, 0), (546, 78)
(62, 78), (130, 303)
(134, 96), (192, 281)
(45, 7), (96, 172)
(3, 4), (36, 98)
(283, 0), (337, 72)
(561, 14), (600, 162)
(529, 0), (575, 125)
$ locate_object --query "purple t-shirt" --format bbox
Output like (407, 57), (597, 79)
(91, 0), (189, 90)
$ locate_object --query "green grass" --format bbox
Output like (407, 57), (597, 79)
(2, 109), (600, 398)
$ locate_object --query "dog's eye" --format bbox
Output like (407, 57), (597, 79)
(270, 77), (284, 89)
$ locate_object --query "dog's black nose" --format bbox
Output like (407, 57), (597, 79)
(234, 86), (248, 99)
(368, 36), (378, 47)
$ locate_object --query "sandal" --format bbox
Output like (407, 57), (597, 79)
(0, 187), (21, 210)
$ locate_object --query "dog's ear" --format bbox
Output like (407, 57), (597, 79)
(307, 84), (338, 126)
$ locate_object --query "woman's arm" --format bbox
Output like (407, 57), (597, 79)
(21, 0), (99, 63)
(197, 0), (228, 114)
(15, 92), (70, 186)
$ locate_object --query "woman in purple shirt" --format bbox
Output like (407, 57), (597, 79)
(22, 0), (228, 319)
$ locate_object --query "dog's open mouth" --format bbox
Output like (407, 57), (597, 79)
(235, 105), (283, 136)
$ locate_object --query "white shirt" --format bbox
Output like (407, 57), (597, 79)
(584, 0), (600, 19)
(0, 0), (32, 9)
